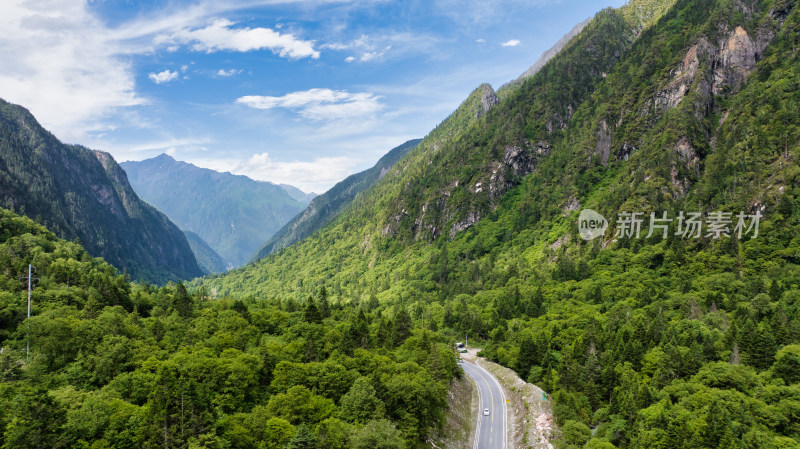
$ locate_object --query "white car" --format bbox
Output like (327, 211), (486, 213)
(483, 408), (490, 416)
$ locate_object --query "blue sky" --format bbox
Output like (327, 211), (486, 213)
(1, 0), (625, 193)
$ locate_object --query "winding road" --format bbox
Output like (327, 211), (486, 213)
(461, 360), (507, 449)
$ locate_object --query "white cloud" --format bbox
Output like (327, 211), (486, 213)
(322, 32), (435, 63)
(476, 38), (486, 43)
(359, 45), (391, 62)
(236, 88), (383, 121)
(0, 0), (145, 142)
(194, 153), (359, 193)
(501, 39), (521, 47)
(156, 18), (319, 59)
(216, 68), (242, 77)
(149, 70), (179, 84)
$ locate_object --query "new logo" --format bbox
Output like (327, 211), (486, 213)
(578, 209), (607, 241)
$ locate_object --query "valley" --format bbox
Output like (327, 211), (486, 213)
(1, 0), (800, 448)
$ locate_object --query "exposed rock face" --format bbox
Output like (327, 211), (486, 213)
(655, 40), (708, 111)
(713, 26), (758, 94)
(503, 145), (534, 175)
(595, 120), (612, 166)
(477, 84), (499, 118)
(449, 211), (480, 239)
(618, 143), (637, 161)
(675, 136), (700, 174)
(656, 26), (770, 112)
(563, 197), (580, 215)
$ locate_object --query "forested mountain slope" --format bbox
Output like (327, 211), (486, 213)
(199, 0), (800, 446)
(252, 139), (421, 260)
(0, 100), (201, 283)
(184, 230), (231, 275)
(0, 206), (458, 448)
(121, 154), (310, 267)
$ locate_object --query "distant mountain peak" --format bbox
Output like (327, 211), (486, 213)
(121, 155), (312, 267)
(154, 153), (176, 161)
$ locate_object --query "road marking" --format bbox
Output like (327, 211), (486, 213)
(462, 361), (506, 449)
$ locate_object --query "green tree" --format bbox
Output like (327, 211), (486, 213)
(772, 344), (800, 384)
(264, 417), (296, 449)
(340, 377), (385, 423)
(304, 298), (322, 324)
(350, 419), (405, 449)
(318, 287), (331, 318)
(170, 282), (193, 318)
(288, 424), (316, 449)
(314, 418), (352, 449)
(391, 309), (412, 347)
(3, 388), (68, 449)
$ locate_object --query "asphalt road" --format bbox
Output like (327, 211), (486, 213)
(461, 360), (507, 449)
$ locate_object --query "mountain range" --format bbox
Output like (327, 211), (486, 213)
(120, 154), (314, 268)
(0, 99), (201, 283)
(1, 0), (800, 447)
(198, 0), (800, 446)
(252, 139), (421, 260)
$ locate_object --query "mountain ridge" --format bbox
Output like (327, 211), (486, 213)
(0, 98), (202, 283)
(251, 138), (421, 260)
(121, 154), (311, 267)
(198, 0), (800, 445)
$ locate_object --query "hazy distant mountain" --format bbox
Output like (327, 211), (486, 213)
(120, 155), (310, 267)
(280, 184), (317, 204)
(0, 99), (202, 283)
(251, 139), (421, 261)
(183, 230), (230, 275)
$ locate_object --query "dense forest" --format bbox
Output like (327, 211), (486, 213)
(1, 0), (799, 447)
(0, 207), (458, 448)
(198, 0), (800, 447)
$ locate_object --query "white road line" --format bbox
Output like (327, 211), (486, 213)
(462, 361), (507, 449)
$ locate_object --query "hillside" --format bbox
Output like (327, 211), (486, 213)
(252, 139), (421, 260)
(199, 0), (800, 447)
(0, 206), (458, 448)
(0, 99), (201, 283)
(184, 230), (231, 274)
(121, 154), (311, 267)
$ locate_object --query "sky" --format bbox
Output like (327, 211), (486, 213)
(0, 0), (625, 193)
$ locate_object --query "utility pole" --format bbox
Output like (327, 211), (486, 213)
(19, 264), (38, 362)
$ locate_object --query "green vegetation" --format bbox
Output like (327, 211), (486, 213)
(199, 0), (800, 447)
(253, 139), (421, 260)
(0, 207), (458, 448)
(2, 0), (800, 447)
(0, 100), (202, 283)
(121, 154), (311, 267)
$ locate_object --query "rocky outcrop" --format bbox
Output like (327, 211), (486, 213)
(617, 143), (637, 161)
(655, 40), (708, 111)
(712, 26), (758, 94)
(595, 120), (612, 166)
(476, 84), (499, 119)
(449, 211), (480, 239)
(655, 25), (772, 112)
